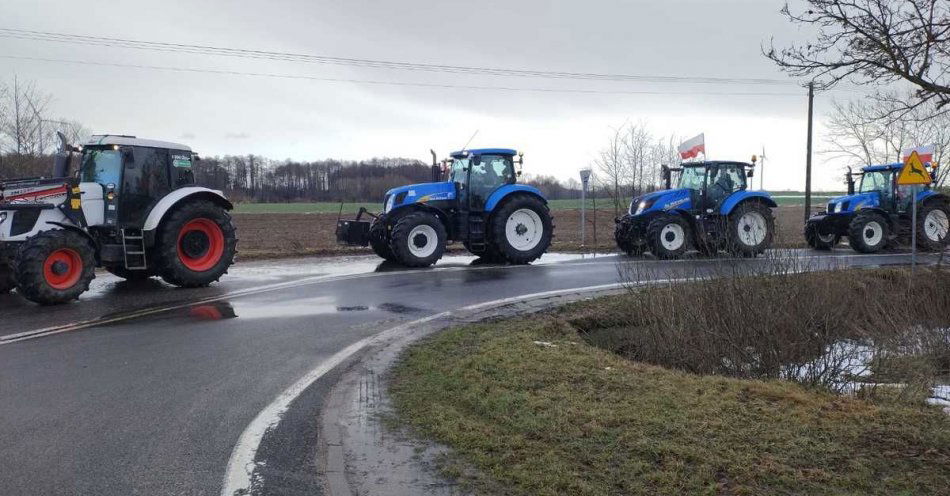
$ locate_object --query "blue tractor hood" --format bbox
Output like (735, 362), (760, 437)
(385, 181), (456, 212)
(826, 192), (880, 213)
(630, 188), (692, 216)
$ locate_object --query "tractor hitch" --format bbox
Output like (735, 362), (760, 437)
(336, 207), (376, 246)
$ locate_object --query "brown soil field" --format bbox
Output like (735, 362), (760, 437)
(233, 205), (808, 260)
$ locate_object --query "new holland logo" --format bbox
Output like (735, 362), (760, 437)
(664, 198), (688, 210)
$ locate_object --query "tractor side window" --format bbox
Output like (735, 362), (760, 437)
(449, 158), (469, 184)
(468, 154), (511, 209)
(679, 166), (706, 190)
(707, 165), (741, 205)
(119, 147), (171, 225)
(80, 149), (123, 188)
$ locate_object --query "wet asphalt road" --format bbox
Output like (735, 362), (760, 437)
(0, 249), (938, 496)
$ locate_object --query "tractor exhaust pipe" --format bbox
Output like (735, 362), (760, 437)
(430, 149), (441, 182)
(52, 131), (71, 178)
(846, 167), (855, 195)
(661, 165), (672, 190)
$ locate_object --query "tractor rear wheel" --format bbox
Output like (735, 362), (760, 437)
(0, 262), (15, 293)
(917, 202), (950, 251)
(490, 195), (553, 264)
(368, 220), (395, 261)
(847, 211), (889, 253)
(156, 200), (237, 287)
(805, 220), (840, 250)
(14, 229), (96, 304)
(106, 266), (153, 281)
(646, 213), (690, 259)
(727, 202), (774, 257)
(389, 212), (446, 267)
(615, 216), (646, 256)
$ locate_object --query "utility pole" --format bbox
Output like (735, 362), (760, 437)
(760, 146), (766, 191)
(804, 81), (815, 222)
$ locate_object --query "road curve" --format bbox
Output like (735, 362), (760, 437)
(0, 249), (937, 495)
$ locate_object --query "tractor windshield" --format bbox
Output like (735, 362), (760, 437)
(79, 148), (122, 187)
(679, 166), (706, 190)
(859, 171), (892, 193)
(449, 158), (469, 183)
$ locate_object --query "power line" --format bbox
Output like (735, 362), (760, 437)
(0, 54), (811, 97)
(0, 27), (805, 87)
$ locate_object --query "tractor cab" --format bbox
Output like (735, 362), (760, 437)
(446, 148), (519, 212)
(76, 135), (197, 229)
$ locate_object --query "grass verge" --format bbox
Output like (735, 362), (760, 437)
(390, 273), (950, 495)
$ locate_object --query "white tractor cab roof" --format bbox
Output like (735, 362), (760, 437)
(84, 135), (192, 152)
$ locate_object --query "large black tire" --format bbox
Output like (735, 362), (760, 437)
(13, 229), (96, 305)
(848, 211), (889, 253)
(614, 216), (646, 256)
(0, 261), (15, 293)
(805, 220), (840, 250)
(489, 195), (553, 264)
(646, 213), (690, 259)
(726, 202), (774, 257)
(917, 202), (950, 251)
(106, 266), (153, 281)
(155, 200), (237, 287)
(389, 212), (447, 267)
(368, 219), (395, 261)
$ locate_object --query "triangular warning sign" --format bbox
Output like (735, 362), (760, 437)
(897, 150), (932, 185)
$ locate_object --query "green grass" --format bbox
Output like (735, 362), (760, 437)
(390, 311), (950, 496)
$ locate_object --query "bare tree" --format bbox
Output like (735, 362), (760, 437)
(594, 125), (627, 216)
(623, 122), (654, 198)
(824, 95), (950, 185)
(766, 0), (950, 116)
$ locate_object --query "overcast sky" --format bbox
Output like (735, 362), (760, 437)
(0, 0), (871, 191)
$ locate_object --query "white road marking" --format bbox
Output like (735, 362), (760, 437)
(219, 282), (629, 496)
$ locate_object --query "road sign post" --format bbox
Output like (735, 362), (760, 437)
(579, 169), (592, 248)
(897, 150), (932, 275)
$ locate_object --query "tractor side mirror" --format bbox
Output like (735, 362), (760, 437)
(747, 169), (754, 178)
(121, 148), (135, 168)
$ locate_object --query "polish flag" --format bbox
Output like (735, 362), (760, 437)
(902, 144), (935, 163)
(678, 133), (705, 160)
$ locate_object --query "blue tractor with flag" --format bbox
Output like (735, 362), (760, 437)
(804, 153), (949, 253)
(614, 159), (777, 258)
(336, 148), (553, 267)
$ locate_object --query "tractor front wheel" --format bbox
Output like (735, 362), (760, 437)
(368, 219), (395, 261)
(727, 202), (774, 257)
(847, 211), (889, 253)
(156, 200), (237, 287)
(14, 229), (96, 304)
(805, 220), (840, 250)
(646, 213), (690, 259)
(389, 212), (446, 267)
(490, 195), (553, 264)
(917, 202), (950, 251)
(615, 216), (646, 256)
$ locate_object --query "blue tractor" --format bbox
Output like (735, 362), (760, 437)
(614, 160), (777, 258)
(805, 163), (949, 252)
(336, 148), (553, 267)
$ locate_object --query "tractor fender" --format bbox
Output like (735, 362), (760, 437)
(46, 221), (97, 247)
(719, 191), (777, 216)
(143, 187), (233, 233)
(484, 185), (546, 212)
(918, 190), (947, 206)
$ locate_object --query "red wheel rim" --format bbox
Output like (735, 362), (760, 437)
(44, 248), (83, 290)
(177, 218), (225, 272)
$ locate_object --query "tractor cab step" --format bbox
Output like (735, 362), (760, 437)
(467, 215), (487, 253)
(120, 228), (148, 270)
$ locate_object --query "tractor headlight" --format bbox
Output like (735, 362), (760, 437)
(384, 194), (395, 213)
